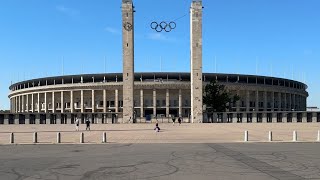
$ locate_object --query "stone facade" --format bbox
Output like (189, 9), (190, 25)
(8, 73), (308, 123)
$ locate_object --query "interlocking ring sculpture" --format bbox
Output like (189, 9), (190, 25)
(150, 21), (176, 32)
(123, 22), (133, 31)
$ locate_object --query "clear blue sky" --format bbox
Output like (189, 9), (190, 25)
(0, 0), (319, 109)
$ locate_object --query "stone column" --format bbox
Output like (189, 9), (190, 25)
(271, 91), (274, 111)
(263, 91), (267, 111)
(122, 0), (135, 123)
(26, 94), (29, 112)
(179, 89), (182, 117)
(236, 90), (240, 112)
(81, 90), (84, 113)
(70, 91), (74, 113)
(61, 91), (64, 113)
(15, 96), (18, 113)
(255, 91), (259, 111)
(190, 0), (203, 123)
(293, 94), (296, 111)
(18, 95), (21, 113)
(31, 93), (34, 113)
(278, 92), (282, 111)
(166, 89), (170, 117)
(246, 91), (250, 112)
(52, 92), (55, 113)
(289, 93), (292, 111)
(140, 89), (144, 118)
(284, 93), (287, 111)
(115, 89), (119, 113)
(103, 89), (107, 113)
(44, 92), (47, 113)
(153, 89), (157, 116)
(92, 90), (95, 113)
(37, 93), (40, 113)
(22, 95), (25, 112)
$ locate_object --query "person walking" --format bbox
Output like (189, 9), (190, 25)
(154, 121), (160, 132)
(172, 115), (176, 125)
(178, 117), (182, 126)
(85, 117), (90, 131)
(75, 117), (80, 131)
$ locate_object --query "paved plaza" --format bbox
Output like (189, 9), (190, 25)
(0, 123), (320, 144)
(1, 143), (320, 179)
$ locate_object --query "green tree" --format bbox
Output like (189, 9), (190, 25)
(203, 80), (240, 112)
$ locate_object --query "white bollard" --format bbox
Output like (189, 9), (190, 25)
(102, 132), (107, 143)
(57, 132), (61, 144)
(293, 131), (297, 142)
(317, 130), (320, 142)
(80, 132), (84, 143)
(244, 131), (248, 142)
(269, 131), (273, 142)
(33, 132), (38, 143)
(10, 133), (14, 144)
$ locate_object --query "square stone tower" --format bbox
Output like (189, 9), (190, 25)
(122, 0), (134, 123)
(190, 0), (203, 123)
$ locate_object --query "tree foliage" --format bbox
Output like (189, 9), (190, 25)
(203, 80), (240, 112)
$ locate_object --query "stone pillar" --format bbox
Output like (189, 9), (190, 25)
(179, 89), (182, 117)
(31, 93), (34, 113)
(18, 95), (21, 113)
(92, 90), (95, 113)
(140, 89), (144, 118)
(289, 93), (292, 111)
(190, 0), (203, 123)
(263, 91), (267, 111)
(44, 92), (47, 113)
(22, 95), (26, 112)
(103, 89), (107, 113)
(37, 93), (40, 113)
(15, 96), (17, 113)
(122, 0), (135, 123)
(81, 90), (84, 113)
(70, 91), (74, 113)
(271, 91), (274, 111)
(166, 89), (170, 117)
(236, 90), (240, 112)
(26, 94), (29, 112)
(153, 89), (157, 116)
(284, 93), (287, 111)
(61, 91), (64, 113)
(278, 92), (282, 111)
(246, 91), (250, 112)
(52, 92), (55, 113)
(115, 89), (119, 113)
(255, 91), (259, 111)
(293, 94), (296, 111)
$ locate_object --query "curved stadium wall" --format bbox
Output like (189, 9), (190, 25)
(9, 72), (308, 120)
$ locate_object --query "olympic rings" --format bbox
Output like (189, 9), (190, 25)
(150, 21), (176, 32)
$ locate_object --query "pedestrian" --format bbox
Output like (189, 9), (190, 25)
(75, 117), (79, 131)
(129, 116), (132, 123)
(154, 121), (160, 132)
(85, 117), (90, 131)
(172, 115), (176, 125)
(178, 117), (182, 126)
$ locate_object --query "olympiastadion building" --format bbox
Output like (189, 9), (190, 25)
(3, 0), (319, 125)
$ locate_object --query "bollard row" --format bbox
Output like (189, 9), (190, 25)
(243, 130), (319, 142)
(7, 132), (108, 144)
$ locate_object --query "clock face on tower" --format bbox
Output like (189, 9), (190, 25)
(123, 22), (133, 31)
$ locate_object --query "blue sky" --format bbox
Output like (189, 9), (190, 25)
(0, 0), (319, 109)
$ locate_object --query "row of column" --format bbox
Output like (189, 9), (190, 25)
(11, 89), (185, 117)
(235, 90), (306, 112)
